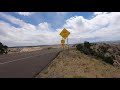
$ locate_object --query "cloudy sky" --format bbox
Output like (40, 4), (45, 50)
(0, 12), (120, 47)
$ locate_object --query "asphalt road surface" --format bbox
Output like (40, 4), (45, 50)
(0, 48), (62, 78)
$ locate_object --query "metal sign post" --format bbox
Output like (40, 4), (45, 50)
(59, 28), (70, 52)
(67, 37), (69, 54)
(62, 37), (64, 51)
(67, 37), (68, 50)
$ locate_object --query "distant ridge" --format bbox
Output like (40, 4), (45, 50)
(95, 40), (120, 44)
(73, 40), (120, 45)
(8, 40), (120, 48)
(8, 44), (61, 48)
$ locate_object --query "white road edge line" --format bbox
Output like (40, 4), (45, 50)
(0, 51), (58, 65)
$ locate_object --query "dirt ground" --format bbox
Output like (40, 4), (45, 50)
(7, 45), (64, 54)
(37, 49), (120, 78)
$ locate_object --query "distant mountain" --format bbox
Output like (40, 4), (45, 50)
(73, 40), (120, 45)
(9, 45), (50, 48)
(8, 44), (62, 48)
(112, 40), (120, 42)
(96, 40), (120, 44)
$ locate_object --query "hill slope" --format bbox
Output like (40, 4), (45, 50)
(37, 49), (120, 78)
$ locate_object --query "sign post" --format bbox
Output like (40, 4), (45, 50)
(59, 28), (70, 51)
(61, 38), (65, 50)
(67, 37), (69, 51)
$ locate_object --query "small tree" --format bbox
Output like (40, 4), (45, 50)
(0, 42), (8, 54)
(76, 44), (83, 51)
(84, 41), (91, 49)
(3, 45), (8, 54)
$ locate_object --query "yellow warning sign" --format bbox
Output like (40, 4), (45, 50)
(61, 39), (65, 44)
(60, 28), (70, 39)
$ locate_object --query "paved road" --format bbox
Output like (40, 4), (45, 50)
(0, 48), (62, 78)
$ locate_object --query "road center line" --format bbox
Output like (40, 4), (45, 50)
(0, 51), (58, 65)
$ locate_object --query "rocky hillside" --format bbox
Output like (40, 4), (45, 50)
(76, 41), (120, 66)
(37, 49), (120, 78)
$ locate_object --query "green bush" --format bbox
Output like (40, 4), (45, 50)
(47, 47), (52, 49)
(0, 42), (8, 54)
(76, 42), (93, 55)
(89, 49), (95, 55)
(82, 47), (91, 55)
(99, 45), (108, 53)
(76, 44), (83, 51)
(84, 41), (91, 49)
(76, 41), (115, 65)
(103, 56), (114, 64)
(96, 52), (105, 58)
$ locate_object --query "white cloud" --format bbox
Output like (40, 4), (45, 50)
(0, 12), (27, 27)
(16, 12), (34, 16)
(37, 22), (51, 31)
(0, 12), (36, 30)
(63, 16), (89, 33)
(57, 12), (120, 43)
(0, 12), (120, 46)
(0, 13), (61, 47)
(0, 20), (61, 46)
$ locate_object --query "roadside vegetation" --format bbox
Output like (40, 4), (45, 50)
(76, 41), (120, 66)
(0, 42), (8, 54)
(37, 47), (120, 78)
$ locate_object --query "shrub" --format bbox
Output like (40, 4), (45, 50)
(89, 49), (95, 55)
(84, 41), (91, 49)
(99, 45), (108, 53)
(0, 42), (8, 54)
(47, 47), (52, 49)
(76, 44), (83, 51)
(103, 56), (114, 64)
(76, 41), (116, 65)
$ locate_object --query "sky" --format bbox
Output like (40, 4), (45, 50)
(0, 12), (120, 47)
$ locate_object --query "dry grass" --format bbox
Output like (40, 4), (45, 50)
(8, 47), (43, 54)
(8, 45), (63, 54)
(37, 49), (120, 78)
